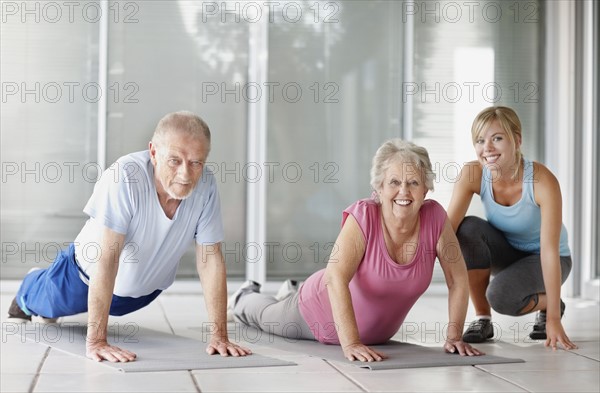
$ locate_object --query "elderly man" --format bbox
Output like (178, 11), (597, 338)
(8, 111), (251, 362)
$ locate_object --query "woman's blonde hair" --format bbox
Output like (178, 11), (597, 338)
(471, 106), (523, 179)
(370, 139), (435, 200)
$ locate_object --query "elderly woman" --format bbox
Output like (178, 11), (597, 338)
(230, 139), (482, 361)
(448, 106), (577, 350)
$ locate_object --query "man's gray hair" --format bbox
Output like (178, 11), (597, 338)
(370, 139), (435, 194)
(152, 111), (211, 149)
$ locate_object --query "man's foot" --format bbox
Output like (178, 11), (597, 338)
(7, 268), (57, 324)
(275, 279), (298, 301)
(33, 316), (59, 324)
(226, 280), (261, 322)
(7, 297), (31, 322)
(529, 299), (566, 340)
(462, 318), (494, 343)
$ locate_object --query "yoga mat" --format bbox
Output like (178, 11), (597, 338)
(198, 325), (525, 370)
(3, 322), (295, 373)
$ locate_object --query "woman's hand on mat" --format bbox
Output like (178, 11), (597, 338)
(206, 337), (252, 357)
(545, 319), (577, 350)
(86, 340), (137, 362)
(342, 343), (387, 362)
(443, 339), (484, 356)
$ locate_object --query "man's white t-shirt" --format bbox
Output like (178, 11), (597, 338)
(74, 150), (224, 297)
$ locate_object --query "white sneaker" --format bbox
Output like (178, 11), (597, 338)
(33, 315), (59, 324)
(275, 279), (299, 301)
(226, 280), (261, 322)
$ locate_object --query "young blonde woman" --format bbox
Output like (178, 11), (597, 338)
(448, 106), (577, 350)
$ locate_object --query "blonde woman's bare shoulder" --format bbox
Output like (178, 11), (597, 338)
(530, 161), (559, 184)
(530, 161), (562, 205)
(456, 160), (482, 191)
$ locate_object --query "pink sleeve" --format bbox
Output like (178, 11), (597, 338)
(423, 199), (449, 244)
(341, 199), (377, 243)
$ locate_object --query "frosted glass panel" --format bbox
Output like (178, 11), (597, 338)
(265, 1), (404, 279)
(265, 0), (542, 280)
(412, 0), (541, 214)
(106, 0), (249, 277)
(0, 0), (544, 284)
(1, 5), (99, 278)
(410, 0), (541, 282)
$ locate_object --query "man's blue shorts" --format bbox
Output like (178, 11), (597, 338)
(16, 244), (161, 319)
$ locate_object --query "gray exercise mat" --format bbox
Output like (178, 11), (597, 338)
(215, 325), (525, 370)
(5, 322), (295, 373)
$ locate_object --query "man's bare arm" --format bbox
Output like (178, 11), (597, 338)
(86, 226), (136, 362)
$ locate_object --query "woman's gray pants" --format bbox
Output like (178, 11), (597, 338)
(233, 290), (316, 340)
(456, 216), (572, 316)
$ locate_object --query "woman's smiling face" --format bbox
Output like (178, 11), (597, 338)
(474, 120), (520, 173)
(378, 160), (428, 222)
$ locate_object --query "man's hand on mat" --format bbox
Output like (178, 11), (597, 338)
(86, 341), (137, 362)
(545, 319), (577, 351)
(443, 339), (484, 356)
(342, 343), (387, 362)
(206, 337), (253, 357)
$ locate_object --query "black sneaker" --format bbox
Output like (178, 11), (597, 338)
(462, 318), (494, 343)
(529, 299), (566, 340)
(7, 297), (31, 322)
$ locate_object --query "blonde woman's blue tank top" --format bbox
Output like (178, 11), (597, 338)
(480, 158), (570, 256)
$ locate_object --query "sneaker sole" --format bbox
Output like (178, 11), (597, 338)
(462, 330), (494, 343)
(6, 316), (31, 323)
(462, 334), (493, 343)
(529, 331), (547, 340)
(32, 316), (59, 324)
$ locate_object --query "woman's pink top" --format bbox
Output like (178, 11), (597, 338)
(298, 198), (447, 345)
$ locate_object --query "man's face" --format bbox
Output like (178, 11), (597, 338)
(149, 131), (209, 201)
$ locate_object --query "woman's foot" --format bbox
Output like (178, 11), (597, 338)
(462, 318), (494, 343)
(226, 280), (261, 322)
(529, 299), (565, 340)
(275, 279), (298, 301)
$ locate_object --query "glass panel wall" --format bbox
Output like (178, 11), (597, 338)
(1, 2), (99, 278)
(410, 0), (542, 281)
(1, 0), (545, 282)
(106, 0), (249, 277)
(265, 1), (404, 279)
(412, 0), (541, 214)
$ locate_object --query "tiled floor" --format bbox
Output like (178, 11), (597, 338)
(1, 281), (599, 393)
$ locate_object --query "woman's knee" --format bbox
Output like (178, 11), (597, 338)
(486, 284), (523, 316)
(456, 216), (487, 238)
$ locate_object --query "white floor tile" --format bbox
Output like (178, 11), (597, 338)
(40, 349), (117, 374)
(474, 343), (599, 371)
(341, 366), (527, 392)
(193, 371), (363, 392)
(192, 355), (336, 374)
(34, 371), (198, 392)
(1, 373), (36, 393)
(489, 370), (600, 393)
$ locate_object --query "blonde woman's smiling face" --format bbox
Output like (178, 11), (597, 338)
(474, 120), (519, 172)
